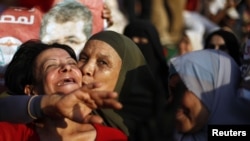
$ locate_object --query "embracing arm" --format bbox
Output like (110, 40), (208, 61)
(0, 87), (122, 123)
(0, 95), (41, 123)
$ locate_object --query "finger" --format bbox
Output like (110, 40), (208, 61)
(81, 83), (94, 91)
(83, 114), (103, 124)
(92, 91), (118, 99)
(73, 89), (98, 109)
(101, 99), (123, 110)
(85, 100), (98, 109)
(89, 91), (114, 105)
(76, 94), (97, 109)
(81, 82), (102, 91)
(90, 92), (122, 109)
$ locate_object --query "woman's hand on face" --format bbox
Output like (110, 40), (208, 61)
(41, 88), (97, 123)
(82, 82), (123, 110)
(90, 91), (122, 110)
(41, 84), (122, 123)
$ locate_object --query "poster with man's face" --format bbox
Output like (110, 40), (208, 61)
(0, 0), (104, 93)
(53, 0), (104, 34)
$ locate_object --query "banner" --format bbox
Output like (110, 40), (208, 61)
(0, 0), (104, 93)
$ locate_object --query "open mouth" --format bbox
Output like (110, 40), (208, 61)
(57, 78), (76, 86)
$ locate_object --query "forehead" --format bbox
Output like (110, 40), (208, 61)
(83, 40), (120, 58)
(42, 21), (86, 41)
(210, 35), (225, 44)
(36, 48), (71, 61)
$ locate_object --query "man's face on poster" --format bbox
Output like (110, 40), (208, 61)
(41, 20), (87, 57)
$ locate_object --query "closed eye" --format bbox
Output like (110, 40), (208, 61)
(68, 60), (77, 66)
(98, 60), (108, 65)
(79, 54), (88, 63)
(45, 64), (58, 69)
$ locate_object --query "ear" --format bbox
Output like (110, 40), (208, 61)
(24, 85), (38, 96)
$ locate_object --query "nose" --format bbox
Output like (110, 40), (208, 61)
(60, 64), (72, 72)
(80, 61), (94, 76)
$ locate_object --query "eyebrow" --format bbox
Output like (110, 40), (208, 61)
(82, 50), (111, 59)
(45, 56), (74, 61)
(97, 53), (111, 59)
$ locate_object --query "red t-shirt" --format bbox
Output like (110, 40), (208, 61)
(93, 123), (128, 141)
(0, 122), (39, 141)
(0, 122), (128, 141)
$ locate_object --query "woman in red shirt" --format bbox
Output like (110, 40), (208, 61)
(0, 40), (127, 141)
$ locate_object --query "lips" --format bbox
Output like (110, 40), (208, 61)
(57, 78), (76, 86)
(82, 76), (93, 85)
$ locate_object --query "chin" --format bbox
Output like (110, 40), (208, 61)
(57, 86), (80, 94)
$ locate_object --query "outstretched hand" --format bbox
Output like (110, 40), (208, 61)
(90, 91), (122, 109)
(41, 83), (122, 123)
(41, 88), (95, 123)
(81, 82), (122, 110)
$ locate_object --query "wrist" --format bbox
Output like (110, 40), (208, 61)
(41, 94), (63, 119)
(28, 95), (45, 119)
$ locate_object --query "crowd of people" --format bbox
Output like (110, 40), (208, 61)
(0, 0), (250, 141)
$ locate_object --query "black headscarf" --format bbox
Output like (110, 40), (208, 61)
(204, 29), (242, 66)
(123, 20), (169, 98)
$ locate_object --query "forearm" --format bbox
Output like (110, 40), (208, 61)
(0, 95), (43, 123)
(0, 89), (122, 124)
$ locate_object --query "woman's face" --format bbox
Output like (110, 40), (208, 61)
(33, 48), (82, 95)
(78, 39), (122, 91)
(208, 35), (228, 53)
(168, 74), (209, 133)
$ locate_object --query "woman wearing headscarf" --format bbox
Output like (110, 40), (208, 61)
(0, 31), (172, 140)
(123, 19), (169, 99)
(168, 49), (250, 141)
(204, 28), (242, 66)
(0, 40), (127, 141)
(79, 30), (170, 140)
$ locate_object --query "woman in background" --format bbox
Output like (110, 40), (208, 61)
(168, 49), (250, 141)
(123, 20), (169, 99)
(204, 28), (242, 66)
